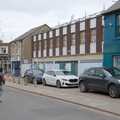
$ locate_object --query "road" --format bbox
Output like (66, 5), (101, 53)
(0, 87), (120, 120)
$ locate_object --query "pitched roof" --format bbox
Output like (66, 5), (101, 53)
(11, 24), (51, 43)
(102, 0), (120, 15)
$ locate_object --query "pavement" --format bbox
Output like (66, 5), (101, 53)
(1, 87), (120, 120)
(5, 79), (120, 117)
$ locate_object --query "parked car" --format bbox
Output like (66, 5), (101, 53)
(24, 69), (44, 84)
(79, 67), (120, 98)
(42, 70), (79, 88)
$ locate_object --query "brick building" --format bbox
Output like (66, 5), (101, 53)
(32, 13), (103, 75)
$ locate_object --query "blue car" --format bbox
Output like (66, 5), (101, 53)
(24, 69), (44, 84)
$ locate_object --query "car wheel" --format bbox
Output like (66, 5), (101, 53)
(79, 81), (87, 92)
(42, 79), (46, 86)
(108, 85), (119, 98)
(56, 80), (61, 88)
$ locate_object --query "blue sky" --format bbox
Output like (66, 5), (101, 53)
(0, 0), (114, 42)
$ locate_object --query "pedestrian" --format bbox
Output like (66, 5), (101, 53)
(0, 68), (5, 102)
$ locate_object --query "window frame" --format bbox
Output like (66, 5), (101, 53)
(116, 14), (120, 37)
(80, 31), (85, 44)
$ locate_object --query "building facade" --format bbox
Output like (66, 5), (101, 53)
(32, 14), (104, 76)
(103, 0), (120, 69)
(9, 24), (51, 76)
(0, 41), (10, 73)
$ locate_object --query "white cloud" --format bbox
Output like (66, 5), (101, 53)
(0, 0), (114, 42)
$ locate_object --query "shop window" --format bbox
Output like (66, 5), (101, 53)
(116, 15), (120, 37)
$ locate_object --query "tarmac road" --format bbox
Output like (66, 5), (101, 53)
(0, 87), (120, 120)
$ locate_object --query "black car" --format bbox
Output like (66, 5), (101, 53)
(24, 69), (44, 84)
(79, 67), (120, 98)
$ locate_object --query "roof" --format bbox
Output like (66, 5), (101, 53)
(10, 24), (51, 43)
(102, 0), (120, 15)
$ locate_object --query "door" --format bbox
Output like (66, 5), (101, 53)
(85, 68), (97, 89)
(49, 71), (56, 86)
(91, 68), (108, 91)
(46, 71), (56, 86)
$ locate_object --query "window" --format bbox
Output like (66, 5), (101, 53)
(44, 40), (47, 49)
(95, 69), (105, 77)
(113, 56), (120, 69)
(56, 38), (59, 48)
(33, 51), (36, 58)
(49, 31), (53, 38)
(71, 34), (76, 46)
(63, 27), (67, 35)
(39, 41), (41, 50)
(71, 24), (76, 33)
(90, 29), (96, 43)
(50, 39), (53, 48)
(90, 18), (96, 28)
(85, 68), (95, 76)
(63, 36), (67, 47)
(38, 34), (41, 40)
(116, 15), (120, 37)
(43, 33), (47, 39)
(1, 48), (6, 54)
(33, 35), (37, 41)
(80, 21), (85, 31)
(80, 32), (85, 44)
(56, 29), (59, 36)
(33, 42), (37, 50)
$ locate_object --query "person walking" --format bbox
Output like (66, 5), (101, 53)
(0, 68), (5, 102)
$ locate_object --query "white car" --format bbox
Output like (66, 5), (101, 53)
(42, 70), (79, 88)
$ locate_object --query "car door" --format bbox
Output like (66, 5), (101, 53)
(48, 71), (56, 86)
(45, 71), (51, 85)
(86, 68), (98, 89)
(92, 68), (108, 91)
